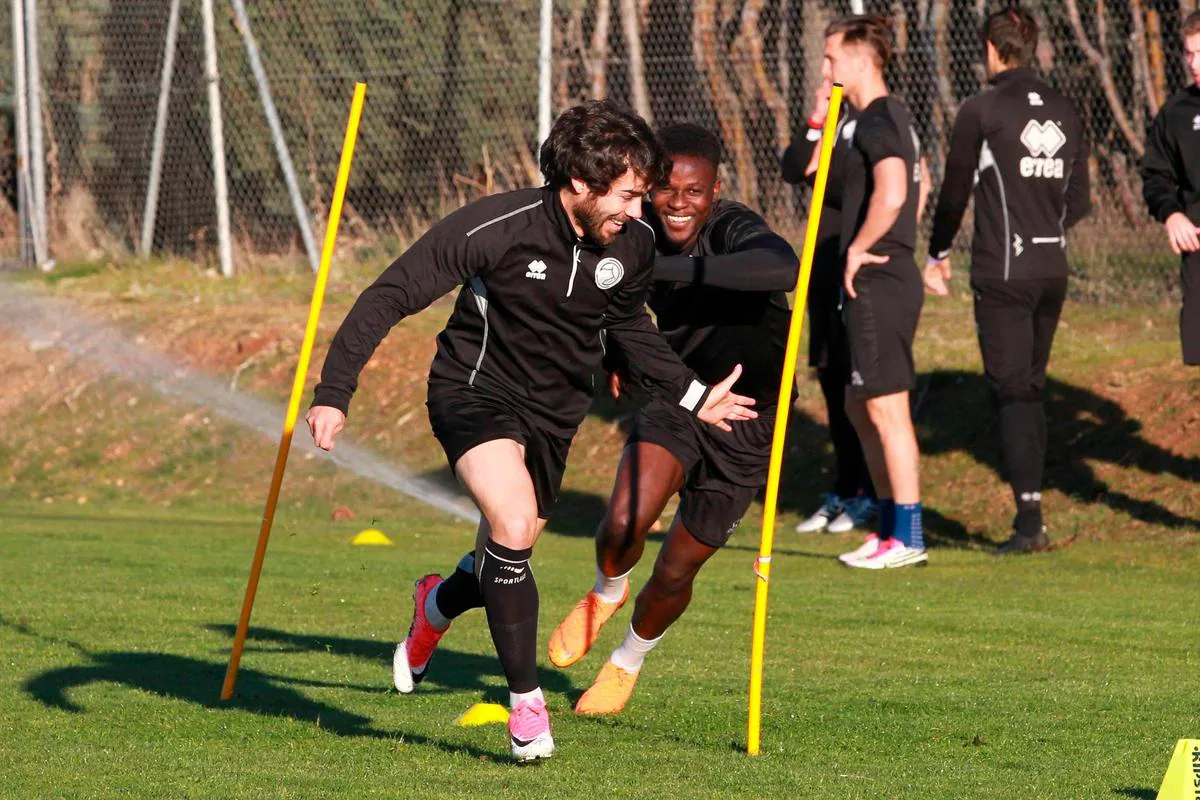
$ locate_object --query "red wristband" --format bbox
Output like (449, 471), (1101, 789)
(807, 115), (825, 130)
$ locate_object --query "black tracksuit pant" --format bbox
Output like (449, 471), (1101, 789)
(972, 275), (1067, 532)
(1182, 251), (1200, 366)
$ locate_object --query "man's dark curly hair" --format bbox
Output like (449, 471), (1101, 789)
(540, 100), (671, 193)
(658, 123), (723, 170)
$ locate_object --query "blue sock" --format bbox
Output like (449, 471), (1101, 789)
(879, 499), (896, 538)
(893, 503), (924, 549)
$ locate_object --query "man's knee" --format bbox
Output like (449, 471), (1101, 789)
(650, 548), (706, 595)
(864, 394), (909, 429)
(600, 499), (649, 544)
(992, 383), (1041, 407)
(489, 513), (538, 548)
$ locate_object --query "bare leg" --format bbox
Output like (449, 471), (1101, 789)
(629, 518), (718, 640)
(596, 442), (686, 577)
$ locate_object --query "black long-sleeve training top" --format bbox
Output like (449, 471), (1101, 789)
(1142, 85), (1200, 225)
(608, 199), (799, 409)
(928, 68), (1090, 281)
(780, 104), (859, 278)
(312, 185), (713, 438)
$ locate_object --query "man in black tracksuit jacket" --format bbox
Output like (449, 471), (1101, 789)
(1141, 10), (1200, 366)
(305, 101), (756, 762)
(926, 8), (1090, 553)
(547, 124), (799, 715)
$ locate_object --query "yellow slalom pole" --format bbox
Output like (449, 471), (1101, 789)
(747, 84), (843, 755)
(221, 82), (367, 701)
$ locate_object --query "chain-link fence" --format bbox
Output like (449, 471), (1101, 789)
(3, 0), (1199, 293)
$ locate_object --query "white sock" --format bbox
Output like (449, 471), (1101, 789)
(423, 585), (452, 632)
(609, 626), (662, 673)
(510, 686), (545, 709)
(593, 566), (632, 604)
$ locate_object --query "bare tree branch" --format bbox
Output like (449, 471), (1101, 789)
(740, 0), (788, 155)
(619, 0), (651, 123)
(1063, 0), (1145, 157)
(1146, 8), (1167, 112)
(589, 0), (612, 100)
(694, 0), (755, 204)
(1130, 0), (1152, 131)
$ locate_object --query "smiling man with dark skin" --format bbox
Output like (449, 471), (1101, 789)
(546, 123), (799, 715)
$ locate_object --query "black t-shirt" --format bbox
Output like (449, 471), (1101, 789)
(604, 200), (799, 409)
(647, 200), (798, 407)
(780, 104), (861, 280)
(839, 96), (922, 268)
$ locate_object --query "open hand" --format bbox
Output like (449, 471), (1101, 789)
(696, 364), (758, 432)
(1164, 212), (1200, 255)
(843, 248), (890, 299)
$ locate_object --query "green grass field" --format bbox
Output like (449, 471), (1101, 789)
(2, 497), (1197, 799)
(1, 263), (1198, 798)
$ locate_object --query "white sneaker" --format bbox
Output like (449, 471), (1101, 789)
(844, 537), (928, 569)
(797, 494), (844, 533)
(837, 533), (881, 564)
(827, 495), (878, 533)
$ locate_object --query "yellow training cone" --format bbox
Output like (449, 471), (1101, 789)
(352, 529), (393, 546)
(1155, 739), (1200, 799)
(456, 702), (510, 727)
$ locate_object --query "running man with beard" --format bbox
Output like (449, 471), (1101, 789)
(306, 102), (757, 761)
(546, 123), (799, 714)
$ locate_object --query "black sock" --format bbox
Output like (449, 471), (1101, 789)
(479, 539), (539, 694)
(433, 552), (484, 620)
(1014, 499), (1043, 538)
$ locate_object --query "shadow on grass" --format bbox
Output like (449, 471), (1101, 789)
(10, 616), (511, 760)
(409, 368), (1197, 550)
(1111, 790), (1156, 799)
(915, 370), (1200, 534)
(203, 623), (578, 703)
(604, 370), (1200, 550)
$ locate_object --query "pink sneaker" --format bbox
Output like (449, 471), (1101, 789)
(392, 574), (445, 693)
(509, 698), (554, 762)
(844, 537), (928, 570)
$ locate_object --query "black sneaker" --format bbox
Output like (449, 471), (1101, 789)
(993, 528), (1050, 555)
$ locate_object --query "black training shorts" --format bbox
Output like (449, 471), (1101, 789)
(628, 398), (774, 548)
(427, 380), (572, 519)
(844, 262), (923, 400)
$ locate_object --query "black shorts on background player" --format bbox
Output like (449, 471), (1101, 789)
(628, 399), (774, 547)
(845, 266), (923, 399)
